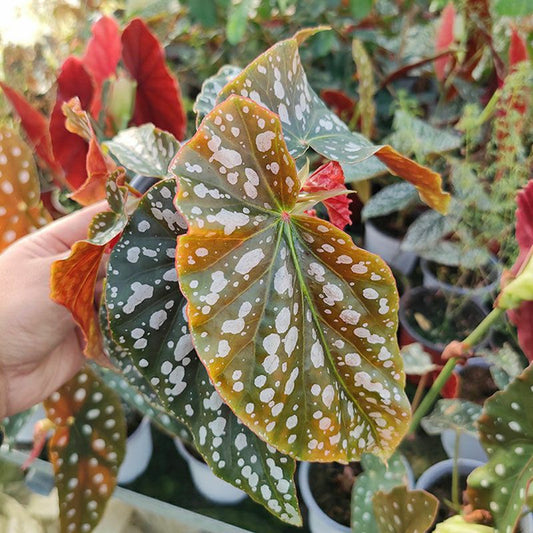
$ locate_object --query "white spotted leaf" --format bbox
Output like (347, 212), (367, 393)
(43, 367), (126, 533)
(467, 363), (533, 533)
(173, 95), (410, 462)
(351, 452), (411, 533)
(421, 399), (482, 437)
(216, 34), (450, 214)
(104, 124), (180, 179)
(104, 180), (301, 525)
(362, 182), (419, 221)
(400, 343), (439, 376)
(372, 485), (439, 533)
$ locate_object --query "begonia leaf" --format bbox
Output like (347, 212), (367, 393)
(173, 95), (410, 462)
(121, 18), (186, 141)
(421, 399), (482, 437)
(351, 452), (411, 533)
(320, 89), (356, 119)
(362, 183), (419, 221)
(0, 83), (62, 175)
(44, 367), (126, 533)
(216, 34), (450, 214)
(467, 363), (533, 533)
(435, 2), (456, 81)
(51, 175), (129, 364)
(194, 65), (243, 126)
(0, 127), (51, 251)
(105, 179), (301, 525)
(400, 343), (438, 376)
(373, 485), (439, 533)
(49, 57), (94, 190)
(104, 124), (179, 178)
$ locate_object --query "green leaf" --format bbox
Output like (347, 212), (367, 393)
(351, 452), (411, 533)
(401, 209), (456, 253)
(478, 344), (525, 391)
(400, 343), (438, 375)
(1, 407), (39, 446)
(421, 399), (482, 437)
(105, 180), (301, 525)
(373, 485), (438, 533)
(467, 363), (533, 533)
(193, 65), (243, 126)
(217, 34), (450, 213)
(104, 124), (180, 179)
(226, 0), (253, 45)
(44, 367), (126, 533)
(362, 183), (419, 221)
(349, 0), (374, 19)
(173, 95), (410, 463)
(494, 0), (533, 16)
(187, 0), (218, 26)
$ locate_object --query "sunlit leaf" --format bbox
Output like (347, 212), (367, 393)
(467, 363), (533, 533)
(105, 179), (301, 525)
(173, 95), (410, 462)
(351, 452), (411, 533)
(121, 18), (186, 141)
(217, 34), (450, 214)
(104, 124), (179, 178)
(194, 65), (243, 125)
(421, 399), (482, 437)
(362, 183), (419, 221)
(0, 127), (51, 252)
(373, 485), (438, 533)
(400, 343), (438, 375)
(44, 367), (126, 533)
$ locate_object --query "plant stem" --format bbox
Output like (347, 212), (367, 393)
(452, 431), (460, 507)
(411, 373), (428, 413)
(409, 307), (504, 433)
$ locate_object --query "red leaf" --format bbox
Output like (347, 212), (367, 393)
(49, 57), (94, 190)
(0, 83), (62, 176)
(509, 28), (529, 70)
(435, 2), (456, 81)
(320, 89), (356, 118)
(302, 161), (352, 230)
(121, 18), (186, 141)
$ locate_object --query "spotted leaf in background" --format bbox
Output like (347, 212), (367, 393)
(105, 180), (301, 525)
(0, 127), (51, 252)
(51, 173), (129, 364)
(173, 95), (410, 462)
(44, 367), (126, 533)
(351, 452), (411, 533)
(217, 32), (450, 214)
(421, 399), (482, 437)
(373, 485), (439, 533)
(467, 363), (533, 533)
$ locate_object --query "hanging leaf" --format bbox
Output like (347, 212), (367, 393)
(193, 65), (243, 125)
(0, 127), (51, 252)
(44, 367), (126, 533)
(50, 174), (129, 364)
(362, 183), (419, 221)
(217, 32), (450, 214)
(435, 2), (456, 81)
(400, 343), (438, 375)
(373, 485), (439, 533)
(105, 179), (301, 525)
(173, 95), (410, 462)
(104, 124), (180, 178)
(467, 363), (533, 533)
(351, 452), (411, 533)
(121, 18), (187, 141)
(421, 399), (482, 437)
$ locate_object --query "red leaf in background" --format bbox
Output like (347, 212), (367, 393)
(49, 57), (94, 190)
(0, 83), (62, 176)
(435, 2), (456, 81)
(82, 16), (122, 117)
(302, 161), (352, 230)
(508, 181), (533, 361)
(121, 18), (186, 141)
(509, 28), (528, 70)
(320, 89), (356, 119)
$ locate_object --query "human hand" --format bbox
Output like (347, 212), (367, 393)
(0, 203), (106, 419)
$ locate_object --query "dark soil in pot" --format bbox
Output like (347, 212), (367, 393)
(369, 210), (420, 239)
(458, 365), (498, 404)
(309, 461), (362, 526)
(426, 261), (498, 290)
(426, 473), (469, 529)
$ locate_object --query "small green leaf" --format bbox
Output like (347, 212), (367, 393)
(373, 485), (438, 533)
(349, 0), (374, 19)
(226, 0), (253, 45)
(401, 209), (456, 253)
(362, 183), (419, 221)
(187, 0), (218, 26)
(467, 363), (533, 533)
(351, 452), (411, 533)
(173, 95), (410, 463)
(104, 124), (180, 178)
(479, 344), (525, 391)
(1, 407), (39, 446)
(400, 343), (438, 375)
(494, 0), (533, 16)
(421, 399), (482, 437)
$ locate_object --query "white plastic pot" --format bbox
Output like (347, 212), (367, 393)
(420, 256), (500, 305)
(299, 457), (414, 533)
(174, 438), (246, 504)
(117, 416), (152, 484)
(364, 220), (418, 275)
